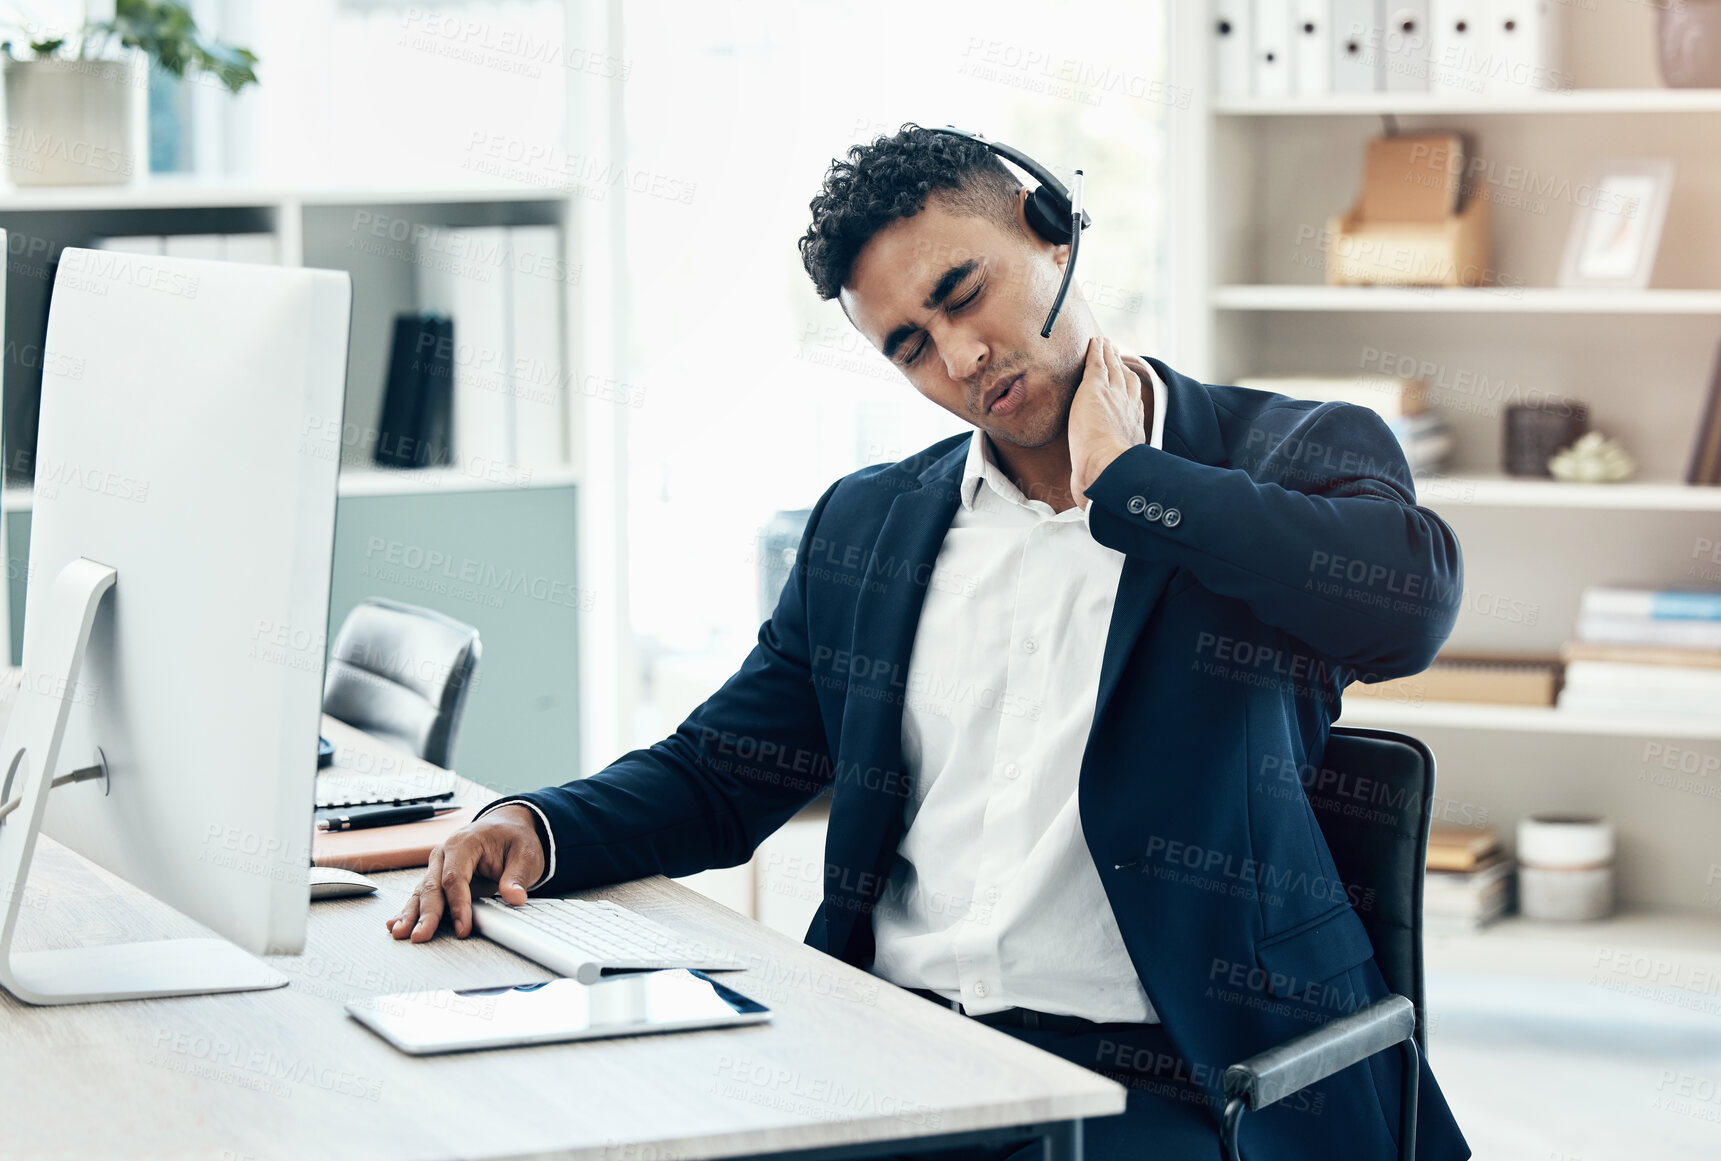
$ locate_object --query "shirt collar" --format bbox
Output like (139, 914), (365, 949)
(960, 358), (1168, 512)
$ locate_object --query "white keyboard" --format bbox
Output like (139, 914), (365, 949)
(471, 898), (745, 985)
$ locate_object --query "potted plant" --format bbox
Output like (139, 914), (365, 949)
(2, 1), (258, 187)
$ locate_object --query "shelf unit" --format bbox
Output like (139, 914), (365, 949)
(1168, 1), (1721, 919)
(1339, 697), (1721, 741)
(1214, 87), (1721, 116)
(0, 464), (585, 512)
(0, 181), (600, 795)
(1417, 474), (1721, 511)
(1426, 907), (1721, 992)
(1212, 285), (1721, 314)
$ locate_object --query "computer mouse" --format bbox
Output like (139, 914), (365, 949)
(309, 866), (379, 900)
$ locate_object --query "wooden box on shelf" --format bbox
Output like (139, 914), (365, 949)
(1325, 194), (1491, 288)
(1347, 651), (1563, 707)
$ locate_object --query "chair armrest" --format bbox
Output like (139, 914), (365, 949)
(1223, 994), (1415, 1109)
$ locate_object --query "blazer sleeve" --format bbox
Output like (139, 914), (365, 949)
(1083, 400), (1463, 679)
(505, 481), (841, 895)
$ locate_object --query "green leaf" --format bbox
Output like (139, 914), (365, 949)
(28, 38), (65, 57)
(74, 0), (259, 91)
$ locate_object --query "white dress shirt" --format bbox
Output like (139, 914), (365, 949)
(486, 364), (1169, 1025)
(870, 364), (1168, 1023)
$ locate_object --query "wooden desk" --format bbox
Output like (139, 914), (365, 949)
(0, 718), (1125, 1160)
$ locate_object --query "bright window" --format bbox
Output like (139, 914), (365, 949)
(616, 0), (1175, 741)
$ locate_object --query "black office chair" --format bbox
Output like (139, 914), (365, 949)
(1220, 726), (1434, 1161)
(322, 598), (482, 770)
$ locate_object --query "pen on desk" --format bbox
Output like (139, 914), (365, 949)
(317, 804), (461, 832)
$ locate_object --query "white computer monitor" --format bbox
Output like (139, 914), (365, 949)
(0, 247), (350, 1005)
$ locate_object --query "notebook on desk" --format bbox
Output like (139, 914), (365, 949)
(311, 804), (478, 872)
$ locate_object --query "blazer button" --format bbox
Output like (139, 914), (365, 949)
(1162, 507), (1182, 528)
(1127, 495), (1146, 514)
(1144, 502), (1163, 522)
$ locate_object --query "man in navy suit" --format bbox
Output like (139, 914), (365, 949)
(390, 125), (1470, 1161)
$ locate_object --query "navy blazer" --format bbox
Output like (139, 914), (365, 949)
(516, 357), (1469, 1161)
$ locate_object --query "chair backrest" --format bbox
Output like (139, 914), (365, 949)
(322, 598), (482, 770)
(1304, 726), (1434, 1048)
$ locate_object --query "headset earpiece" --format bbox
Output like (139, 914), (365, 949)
(927, 125), (1091, 338)
(1023, 187), (1075, 246)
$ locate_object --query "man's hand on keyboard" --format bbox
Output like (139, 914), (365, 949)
(386, 805), (545, 942)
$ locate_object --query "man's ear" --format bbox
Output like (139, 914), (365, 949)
(1015, 187), (1067, 267)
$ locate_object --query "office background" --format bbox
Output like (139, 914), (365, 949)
(0, 2), (1717, 1158)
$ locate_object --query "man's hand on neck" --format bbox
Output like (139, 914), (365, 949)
(1068, 338), (1151, 510)
(983, 337), (1153, 514)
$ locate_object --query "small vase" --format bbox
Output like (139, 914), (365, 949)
(2, 57), (142, 186)
(1659, 2), (1721, 88)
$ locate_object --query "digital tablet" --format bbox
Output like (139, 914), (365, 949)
(346, 968), (770, 1055)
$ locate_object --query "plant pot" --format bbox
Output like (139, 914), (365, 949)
(1659, 2), (1721, 88)
(3, 57), (142, 186)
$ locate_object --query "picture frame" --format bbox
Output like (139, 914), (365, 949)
(1557, 159), (1677, 290)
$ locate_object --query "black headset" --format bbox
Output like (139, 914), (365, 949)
(927, 126), (1090, 338)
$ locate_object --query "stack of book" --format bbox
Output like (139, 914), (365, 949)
(1234, 375), (1452, 473)
(1559, 587), (1721, 720)
(1425, 825), (1512, 931)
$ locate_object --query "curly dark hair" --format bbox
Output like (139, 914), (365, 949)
(798, 123), (1026, 301)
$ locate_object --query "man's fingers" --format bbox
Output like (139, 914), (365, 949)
(496, 838), (544, 907)
(409, 847), (448, 943)
(1104, 337), (1126, 391)
(390, 847), (440, 938)
(440, 834), (485, 939)
(387, 890), (420, 939)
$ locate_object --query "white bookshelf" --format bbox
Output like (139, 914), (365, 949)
(1215, 87), (1721, 117)
(1426, 908), (1721, 985)
(1170, 0), (1721, 919)
(335, 464), (583, 497)
(0, 180), (605, 789)
(1420, 474), (1721, 511)
(0, 178), (573, 212)
(0, 181), (589, 484)
(1, 464), (585, 512)
(1338, 697), (1721, 741)
(1212, 285), (1721, 314)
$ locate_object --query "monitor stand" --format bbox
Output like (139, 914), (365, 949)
(0, 558), (289, 1005)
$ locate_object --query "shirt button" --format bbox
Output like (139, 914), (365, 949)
(973, 981), (990, 999)
(1126, 495), (1147, 514)
(1162, 507), (1182, 528)
(1144, 502), (1163, 522)
(985, 887), (1000, 903)
(1022, 638), (1038, 654)
(1002, 762), (1021, 780)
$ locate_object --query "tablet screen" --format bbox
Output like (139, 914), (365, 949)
(347, 968), (770, 1055)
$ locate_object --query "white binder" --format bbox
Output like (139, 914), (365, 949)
(1293, 0), (1333, 94)
(1213, 0), (1254, 96)
(1429, 0), (1491, 95)
(1331, 0), (1378, 92)
(507, 226), (568, 472)
(1489, 0), (1564, 97)
(1253, 0), (1295, 96)
(418, 227), (515, 468)
(161, 234), (223, 260)
(1381, 1), (1432, 91)
(222, 234), (279, 265)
